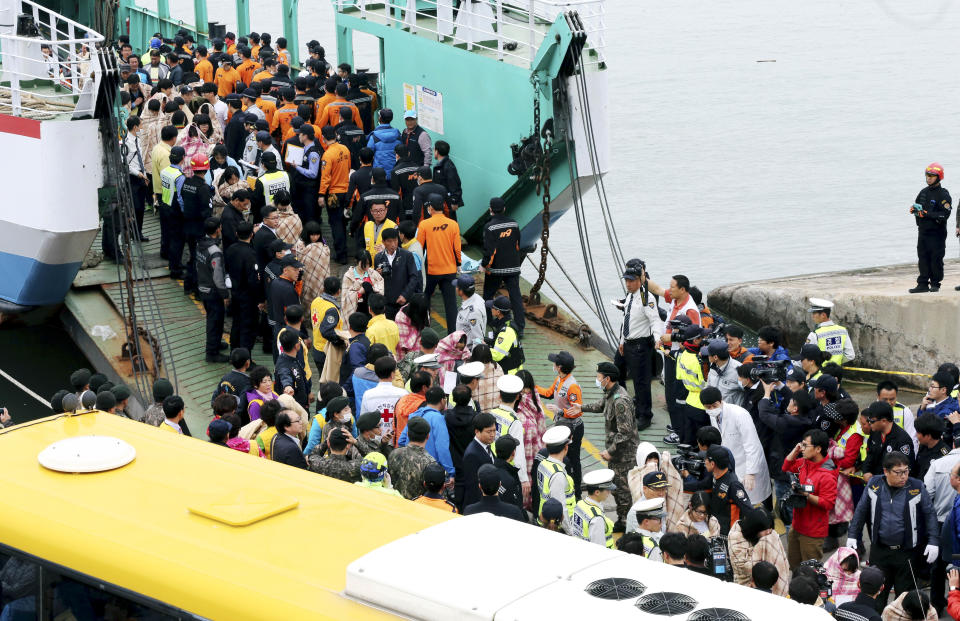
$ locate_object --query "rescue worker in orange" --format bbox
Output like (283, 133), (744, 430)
(318, 125), (351, 263)
(236, 46), (260, 87)
(314, 77), (338, 123)
(271, 88), (299, 138)
(536, 350), (585, 498)
(214, 57), (240, 97)
(318, 83), (360, 129)
(252, 58), (276, 84)
(194, 46), (214, 83)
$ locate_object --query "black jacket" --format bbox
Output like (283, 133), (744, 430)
(347, 165), (374, 210)
(915, 440), (950, 480)
(493, 457), (525, 518)
(224, 113), (247, 161)
(391, 158), (421, 220)
(710, 469), (752, 536)
(196, 236), (228, 298)
(433, 157), (462, 207)
(834, 593), (882, 621)
(445, 405), (477, 480)
(179, 176), (212, 237)
(863, 423), (915, 476)
(224, 240), (261, 301)
(351, 183), (401, 233)
(211, 369), (252, 424)
(914, 183), (952, 234)
(252, 226), (277, 276)
(412, 181), (448, 223)
(757, 397), (814, 480)
(268, 277), (300, 330)
(463, 495), (526, 522)
(335, 120), (365, 169)
(375, 248), (421, 306)
(458, 439), (494, 511)
(482, 214), (521, 275)
(271, 432), (307, 469)
(275, 352), (309, 410)
(220, 203), (246, 250)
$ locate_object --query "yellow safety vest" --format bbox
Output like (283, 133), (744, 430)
(892, 403), (905, 429)
(259, 170), (290, 205)
(538, 458), (575, 518)
(676, 349), (706, 409)
(814, 324), (850, 365)
(490, 406), (518, 439)
(854, 420), (869, 461)
(491, 321), (524, 374)
(310, 294), (342, 353)
(572, 499), (614, 548)
(642, 534), (659, 558)
(159, 165), (183, 207)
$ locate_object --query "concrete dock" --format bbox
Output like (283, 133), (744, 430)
(64, 209), (676, 471)
(708, 259), (960, 387)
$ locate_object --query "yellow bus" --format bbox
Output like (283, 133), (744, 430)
(0, 410), (450, 620)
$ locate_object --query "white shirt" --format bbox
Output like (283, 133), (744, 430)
(543, 455), (573, 534)
(385, 250), (397, 267)
(707, 358), (744, 407)
(163, 419), (182, 434)
(619, 289), (661, 343)
(924, 447), (960, 522)
(472, 437), (494, 462)
(710, 401), (770, 506)
(499, 404), (527, 483)
(360, 381), (409, 429)
(636, 527), (663, 562)
(211, 99), (228, 126)
(124, 131), (146, 176)
(581, 496), (608, 545)
(625, 493), (668, 535)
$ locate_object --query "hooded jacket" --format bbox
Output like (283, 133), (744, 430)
(781, 455), (838, 537)
(823, 546), (860, 605)
(445, 404), (478, 475)
(366, 123), (401, 177)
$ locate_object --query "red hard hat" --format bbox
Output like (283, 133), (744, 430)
(926, 162), (944, 181)
(191, 156), (210, 171)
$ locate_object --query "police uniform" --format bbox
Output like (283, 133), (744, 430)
(481, 200), (525, 334)
(491, 375), (528, 486)
(675, 324), (710, 445)
(804, 298), (855, 365)
(862, 423), (916, 476)
(912, 163), (952, 291)
(616, 266), (659, 427)
(159, 158), (186, 275)
(571, 469), (616, 548)
(486, 296), (524, 374)
(453, 274), (486, 347)
(537, 426), (576, 533)
(196, 231), (228, 360)
(710, 469), (752, 535)
(633, 498), (666, 560)
(257, 166), (291, 207)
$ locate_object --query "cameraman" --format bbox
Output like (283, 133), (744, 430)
(746, 325), (791, 361)
(759, 386), (816, 525)
(781, 430), (838, 569)
(681, 426), (735, 492)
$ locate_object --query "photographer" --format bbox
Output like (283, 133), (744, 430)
(374, 227), (420, 320)
(701, 386), (771, 507)
(746, 325), (791, 361)
(781, 430), (838, 569)
(680, 426), (735, 492)
(758, 385), (815, 521)
(704, 339), (744, 407)
(848, 452), (938, 606)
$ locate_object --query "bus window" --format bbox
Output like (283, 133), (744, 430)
(0, 553), (40, 621)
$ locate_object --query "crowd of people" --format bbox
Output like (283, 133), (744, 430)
(24, 30), (960, 621)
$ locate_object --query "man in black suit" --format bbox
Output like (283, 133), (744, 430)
(375, 228), (421, 319)
(457, 412), (497, 511)
(270, 410), (307, 469)
(464, 464), (526, 522)
(251, 205), (280, 354)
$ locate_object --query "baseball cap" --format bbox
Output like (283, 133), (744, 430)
(279, 254), (303, 269)
(404, 108), (417, 119)
(477, 464), (501, 492)
(809, 374), (839, 393)
(859, 566), (885, 594)
(784, 364), (806, 384)
(422, 463), (446, 485)
(485, 295), (511, 312)
(548, 351), (575, 368)
(622, 267), (642, 281)
(255, 130), (272, 143)
(799, 343), (824, 361)
(242, 88), (258, 98)
(269, 239), (292, 253)
(643, 471), (671, 489)
(453, 274), (475, 290)
(701, 339), (728, 357)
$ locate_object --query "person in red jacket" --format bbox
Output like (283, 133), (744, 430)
(781, 429), (838, 569)
(948, 568), (960, 619)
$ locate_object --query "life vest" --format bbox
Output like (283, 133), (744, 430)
(490, 406), (517, 440)
(310, 294), (342, 352)
(492, 320), (524, 374)
(537, 457), (575, 518)
(677, 349), (706, 409)
(159, 165), (183, 208)
(814, 323), (850, 365)
(571, 498), (614, 548)
(259, 169), (291, 206)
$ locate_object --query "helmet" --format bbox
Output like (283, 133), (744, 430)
(190, 156), (210, 171)
(926, 162), (944, 181)
(360, 451), (388, 481)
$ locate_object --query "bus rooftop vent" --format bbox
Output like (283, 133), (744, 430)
(583, 578), (646, 601)
(38, 436), (136, 473)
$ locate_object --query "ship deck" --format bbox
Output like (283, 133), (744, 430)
(66, 208), (673, 484)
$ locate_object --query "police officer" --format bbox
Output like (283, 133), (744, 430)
(537, 426), (575, 533)
(159, 146), (187, 278)
(196, 217), (230, 363)
(178, 155), (213, 295)
(705, 445), (752, 535)
(454, 274), (486, 349)
(633, 498), (666, 560)
(486, 295), (524, 374)
(616, 263), (659, 430)
(861, 401), (916, 481)
(910, 162), (952, 293)
(804, 298), (855, 365)
(675, 323), (711, 446)
(491, 374), (529, 497)
(224, 221), (261, 352)
(291, 124), (322, 223)
(253, 151), (291, 212)
(481, 197), (525, 335)
(572, 468), (616, 547)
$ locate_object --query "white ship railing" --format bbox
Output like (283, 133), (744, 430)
(0, 0), (104, 119)
(335, 0), (606, 68)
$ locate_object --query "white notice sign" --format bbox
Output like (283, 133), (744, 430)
(416, 86), (443, 134)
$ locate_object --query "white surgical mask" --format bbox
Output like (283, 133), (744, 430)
(595, 378), (603, 389)
(705, 407), (722, 417)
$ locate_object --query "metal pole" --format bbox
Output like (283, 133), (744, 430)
(236, 0), (250, 40)
(157, 0), (170, 38)
(282, 0), (300, 68)
(528, 0), (535, 64)
(193, 0), (208, 43)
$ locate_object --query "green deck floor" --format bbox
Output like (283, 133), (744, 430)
(75, 208), (673, 468)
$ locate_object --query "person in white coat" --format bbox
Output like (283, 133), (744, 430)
(700, 386), (771, 507)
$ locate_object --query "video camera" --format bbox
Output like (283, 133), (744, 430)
(708, 536), (730, 580)
(375, 254), (392, 279)
(671, 444), (705, 479)
(748, 355), (790, 383)
(784, 472), (813, 509)
(798, 559), (833, 600)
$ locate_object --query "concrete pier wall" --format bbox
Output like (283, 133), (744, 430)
(707, 260), (960, 387)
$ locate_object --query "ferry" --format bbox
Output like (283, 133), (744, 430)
(0, 408), (830, 620)
(0, 0), (610, 317)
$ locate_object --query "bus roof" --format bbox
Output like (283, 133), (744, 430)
(0, 411), (452, 619)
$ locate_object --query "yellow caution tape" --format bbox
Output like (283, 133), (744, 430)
(842, 366), (931, 378)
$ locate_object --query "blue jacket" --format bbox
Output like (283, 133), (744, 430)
(366, 124), (401, 177)
(747, 345), (791, 361)
(926, 396), (960, 444)
(351, 367), (379, 413)
(398, 405), (455, 478)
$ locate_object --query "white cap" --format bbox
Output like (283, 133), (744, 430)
(582, 468), (616, 489)
(497, 374), (524, 394)
(807, 297), (834, 312)
(457, 361), (485, 378)
(542, 425), (571, 446)
(633, 497), (665, 518)
(413, 353), (440, 369)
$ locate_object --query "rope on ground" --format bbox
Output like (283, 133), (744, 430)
(842, 366), (932, 378)
(0, 368), (51, 408)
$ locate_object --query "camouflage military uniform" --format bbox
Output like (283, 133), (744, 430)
(142, 403), (164, 426)
(581, 383), (638, 523)
(387, 444), (438, 499)
(396, 350), (420, 383)
(355, 434), (394, 458)
(308, 452), (361, 483)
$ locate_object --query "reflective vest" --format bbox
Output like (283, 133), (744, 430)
(310, 294), (342, 352)
(892, 402), (906, 429)
(159, 165), (183, 208)
(537, 457), (575, 518)
(837, 424), (862, 465)
(676, 349), (706, 409)
(854, 419), (869, 461)
(814, 323), (850, 365)
(490, 406), (518, 440)
(259, 169), (291, 205)
(354, 479), (402, 497)
(491, 320), (524, 374)
(641, 534), (660, 558)
(571, 498), (614, 548)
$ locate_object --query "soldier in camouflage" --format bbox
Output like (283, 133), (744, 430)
(573, 361), (638, 531)
(143, 378), (175, 427)
(397, 328), (440, 383)
(386, 416), (438, 499)
(308, 428), (361, 483)
(354, 411), (394, 457)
